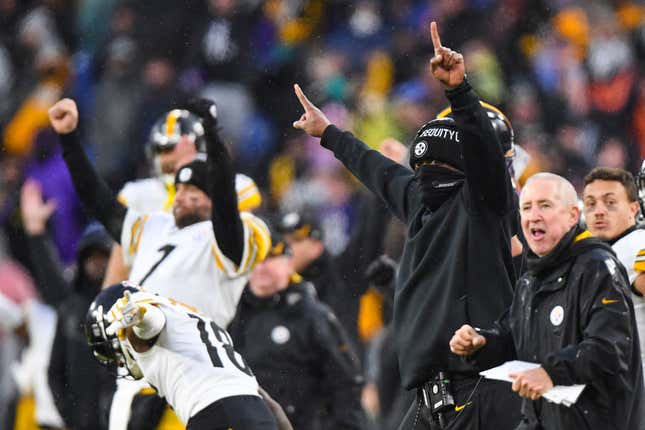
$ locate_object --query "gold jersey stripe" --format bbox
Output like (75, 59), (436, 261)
(163, 183), (176, 212)
(236, 182), (257, 196)
(211, 244), (226, 272)
(635, 261), (645, 273)
(244, 216), (271, 264)
(129, 215), (149, 256)
(237, 193), (262, 212)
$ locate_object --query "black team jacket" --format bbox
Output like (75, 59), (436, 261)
(228, 281), (364, 429)
(473, 228), (645, 430)
(319, 80), (517, 389)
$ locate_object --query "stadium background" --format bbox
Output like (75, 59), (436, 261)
(0, 0), (644, 428)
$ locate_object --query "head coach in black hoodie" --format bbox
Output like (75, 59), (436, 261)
(451, 172), (645, 430)
(293, 21), (521, 430)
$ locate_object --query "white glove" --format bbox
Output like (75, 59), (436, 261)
(106, 291), (146, 336)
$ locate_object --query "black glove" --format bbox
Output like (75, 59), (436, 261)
(364, 255), (397, 288)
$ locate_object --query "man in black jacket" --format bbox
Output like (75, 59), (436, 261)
(450, 172), (645, 430)
(227, 235), (364, 430)
(20, 180), (115, 429)
(293, 21), (520, 429)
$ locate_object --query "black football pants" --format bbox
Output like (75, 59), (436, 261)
(186, 395), (277, 430)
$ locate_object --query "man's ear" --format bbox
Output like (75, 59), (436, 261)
(629, 201), (640, 219)
(569, 205), (581, 229)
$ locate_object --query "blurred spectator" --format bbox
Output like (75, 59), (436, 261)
(91, 32), (142, 188)
(0, 257), (63, 430)
(597, 136), (631, 169)
(228, 235), (365, 430)
(185, 0), (253, 84)
(277, 210), (363, 348)
(3, 21), (69, 158)
(20, 180), (115, 430)
(22, 129), (85, 264)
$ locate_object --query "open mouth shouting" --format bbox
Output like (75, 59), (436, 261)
(529, 226), (546, 241)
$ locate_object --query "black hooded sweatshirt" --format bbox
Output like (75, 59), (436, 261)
(27, 227), (115, 429)
(319, 79), (517, 389)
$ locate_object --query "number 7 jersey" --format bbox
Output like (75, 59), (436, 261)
(120, 208), (270, 326)
(124, 291), (260, 425)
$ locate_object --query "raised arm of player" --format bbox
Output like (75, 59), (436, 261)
(48, 99), (127, 241)
(184, 99), (245, 266)
(429, 22), (513, 214)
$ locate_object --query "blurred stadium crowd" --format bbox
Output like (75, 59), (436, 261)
(0, 0), (644, 429)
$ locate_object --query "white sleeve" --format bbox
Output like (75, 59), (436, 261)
(235, 174), (262, 212)
(133, 304), (166, 340)
(117, 182), (139, 208)
(212, 213), (271, 277)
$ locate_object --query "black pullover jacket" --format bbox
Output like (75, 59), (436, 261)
(228, 281), (364, 429)
(474, 227), (645, 430)
(320, 80), (517, 389)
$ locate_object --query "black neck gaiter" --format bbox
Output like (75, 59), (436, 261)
(416, 165), (465, 211)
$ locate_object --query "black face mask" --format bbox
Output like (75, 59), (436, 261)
(416, 164), (465, 211)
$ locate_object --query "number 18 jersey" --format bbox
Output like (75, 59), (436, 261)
(125, 292), (259, 425)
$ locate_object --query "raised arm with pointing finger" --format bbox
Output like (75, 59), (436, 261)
(293, 21), (520, 430)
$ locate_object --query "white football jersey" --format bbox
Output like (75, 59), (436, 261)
(118, 173), (262, 214)
(120, 209), (270, 327)
(123, 291), (259, 425)
(11, 301), (64, 428)
(612, 227), (645, 370)
(118, 176), (176, 214)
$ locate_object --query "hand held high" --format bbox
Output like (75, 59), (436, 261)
(429, 21), (465, 90)
(292, 84), (331, 138)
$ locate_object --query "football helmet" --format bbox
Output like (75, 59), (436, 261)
(84, 282), (144, 379)
(637, 160), (645, 224)
(148, 109), (207, 156)
(436, 101), (514, 158)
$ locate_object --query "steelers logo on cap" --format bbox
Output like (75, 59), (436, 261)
(178, 167), (192, 182)
(414, 141), (428, 158)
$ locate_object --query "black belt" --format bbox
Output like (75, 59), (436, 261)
(416, 371), (483, 429)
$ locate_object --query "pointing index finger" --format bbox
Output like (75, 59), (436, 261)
(430, 21), (442, 54)
(294, 84), (314, 111)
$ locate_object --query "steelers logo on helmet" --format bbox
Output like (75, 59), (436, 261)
(409, 117), (464, 171)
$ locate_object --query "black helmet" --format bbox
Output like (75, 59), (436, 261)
(148, 109), (206, 155)
(436, 101), (514, 157)
(637, 160), (645, 223)
(84, 282), (143, 378)
(278, 210), (323, 241)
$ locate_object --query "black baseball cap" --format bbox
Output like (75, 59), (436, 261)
(278, 211), (323, 241)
